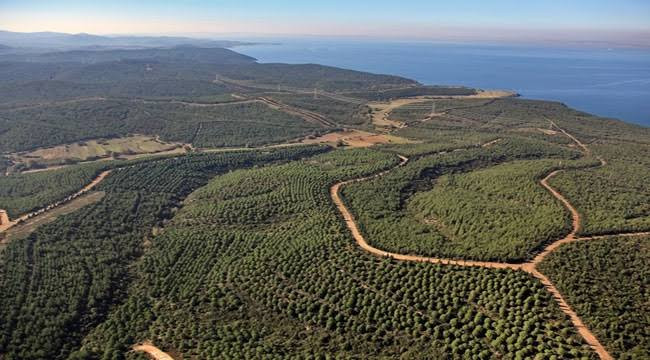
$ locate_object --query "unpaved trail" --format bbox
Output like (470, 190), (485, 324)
(370, 90), (516, 130)
(1, 191), (105, 246)
(330, 155), (522, 271)
(527, 169), (581, 266)
(527, 269), (612, 360)
(369, 98), (425, 129)
(257, 96), (336, 127)
(0, 210), (10, 228)
(0, 170), (111, 233)
(330, 127), (618, 359)
(133, 343), (175, 360)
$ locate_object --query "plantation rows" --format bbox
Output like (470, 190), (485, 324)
(0, 100), (323, 153)
(407, 159), (576, 260)
(344, 86), (477, 101)
(538, 236), (650, 359)
(0, 162), (107, 218)
(429, 98), (650, 146)
(0, 145), (328, 360)
(341, 137), (594, 262)
(550, 142), (650, 236)
(388, 99), (492, 124)
(379, 129), (498, 156)
(266, 93), (371, 126)
(78, 149), (594, 359)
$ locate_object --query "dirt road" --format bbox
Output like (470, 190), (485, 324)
(0, 170), (111, 233)
(369, 98), (425, 129)
(330, 128), (618, 359)
(133, 343), (174, 360)
(257, 96), (336, 127)
(330, 154), (522, 271)
(0, 210), (9, 228)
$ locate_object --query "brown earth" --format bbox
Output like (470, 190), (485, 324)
(302, 129), (415, 148)
(133, 343), (175, 360)
(369, 98), (426, 129)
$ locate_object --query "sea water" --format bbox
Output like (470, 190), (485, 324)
(235, 39), (650, 127)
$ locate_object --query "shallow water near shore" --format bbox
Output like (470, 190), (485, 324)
(235, 39), (650, 127)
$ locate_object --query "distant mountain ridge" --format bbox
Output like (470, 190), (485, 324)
(2, 45), (257, 64)
(0, 30), (252, 50)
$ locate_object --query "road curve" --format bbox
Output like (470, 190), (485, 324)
(330, 131), (616, 359)
(133, 343), (175, 360)
(330, 155), (522, 271)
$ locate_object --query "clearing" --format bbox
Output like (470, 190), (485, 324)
(368, 89), (516, 130)
(301, 129), (415, 147)
(10, 135), (187, 170)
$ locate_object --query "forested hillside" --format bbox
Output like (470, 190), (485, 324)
(539, 236), (650, 359)
(0, 43), (648, 360)
(0, 146), (328, 359)
(77, 150), (592, 359)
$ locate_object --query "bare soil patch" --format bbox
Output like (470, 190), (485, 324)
(133, 343), (175, 360)
(302, 129), (414, 148)
(369, 98), (427, 129)
(538, 128), (559, 135)
(10, 135), (186, 171)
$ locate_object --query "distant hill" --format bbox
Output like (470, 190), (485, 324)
(5, 46), (257, 65)
(0, 30), (251, 49)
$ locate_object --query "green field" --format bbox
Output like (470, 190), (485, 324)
(10, 135), (184, 169)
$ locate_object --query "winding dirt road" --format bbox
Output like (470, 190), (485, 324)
(329, 128), (628, 359)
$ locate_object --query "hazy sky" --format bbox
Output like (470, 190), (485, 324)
(2, 0), (650, 45)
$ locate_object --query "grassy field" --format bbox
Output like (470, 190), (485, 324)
(10, 135), (185, 169)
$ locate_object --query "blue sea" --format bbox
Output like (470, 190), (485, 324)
(235, 39), (650, 127)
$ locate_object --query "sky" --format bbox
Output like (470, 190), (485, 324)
(2, 0), (650, 45)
